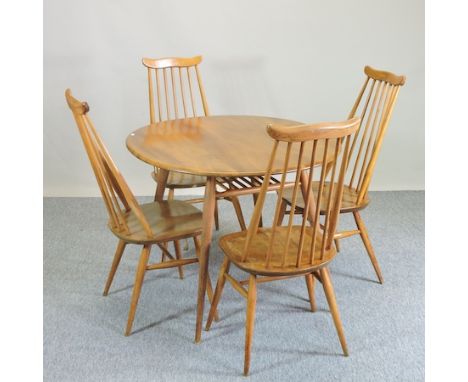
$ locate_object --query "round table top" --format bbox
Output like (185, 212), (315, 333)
(126, 115), (330, 177)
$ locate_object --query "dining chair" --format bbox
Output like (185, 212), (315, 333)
(205, 117), (360, 375)
(143, 55), (246, 232)
(65, 89), (218, 336)
(278, 66), (406, 284)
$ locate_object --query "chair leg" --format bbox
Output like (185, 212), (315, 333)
(353, 211), (384, 284)
(103, 240), (126, 296)
(244, 274), (257, 376)
(169, 188), (190, 250)
(173, 240), (184, 279)
(229, 196), (247, 230)
(205, 257), (231, 330)
(153, 184), (158, 202)
(277, 199), (287, 226)
(252, 194), (263, 227)
(167, 188), (190, 260)
(334, 238), (341, 252)
(320, 267), (348, 356)
(160, 185), (172, 263)
(125, 244), (151, 336)
(193, 237), (219, 322)
(214, 200), (220, 231)
(305, 273), (317, 312)
(168, 188), (175, 200)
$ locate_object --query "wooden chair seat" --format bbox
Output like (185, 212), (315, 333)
(219, 226), (336, 277)
(152, 169), (207, 188)
(110, 200), (203, 244)
(282, 181), (370, 214)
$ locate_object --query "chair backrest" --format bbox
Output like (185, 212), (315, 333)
(65, 89), (153, 238)
(142, 55), (210, 123)
(241, 118), (360, 269)
(346, 66), (405, 204)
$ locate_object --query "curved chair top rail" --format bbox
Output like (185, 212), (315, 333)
(267, 117), (361, 142)
(364, 65), (406, 86)
(142, 55), (203, 69)
(65, 89), (90, 115)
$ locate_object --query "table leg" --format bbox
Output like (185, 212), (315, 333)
(154, 168), (169, 201)
(155, 169), (171, 261)
(195, 176), (217, 343)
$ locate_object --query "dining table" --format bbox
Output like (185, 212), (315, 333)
(126, 115), (334, 343)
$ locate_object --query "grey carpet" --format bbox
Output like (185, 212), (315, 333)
(44, 191), (424, 381)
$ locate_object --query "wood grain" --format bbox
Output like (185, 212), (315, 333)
(127, 115), (338, 177)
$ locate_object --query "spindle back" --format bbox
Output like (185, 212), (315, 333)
(346, 66), (405, 204)
(240, 118), (360, 271)
(142, 55), (209, 123)
(65, 89), (153, 238)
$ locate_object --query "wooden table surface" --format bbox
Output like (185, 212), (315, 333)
(126, 115), (333, 177)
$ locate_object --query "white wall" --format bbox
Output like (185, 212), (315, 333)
(44, 0), (424, 196)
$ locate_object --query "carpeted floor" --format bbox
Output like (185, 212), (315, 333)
(43, 191), (424, 381)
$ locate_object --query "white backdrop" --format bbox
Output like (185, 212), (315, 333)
(44, 0), (424, 196)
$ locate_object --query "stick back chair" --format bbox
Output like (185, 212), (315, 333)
(280, 66), (406, 283)
(65, 89), (218, 336)
(143, 55), (246, 231)
(205, 117), (360, 375)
